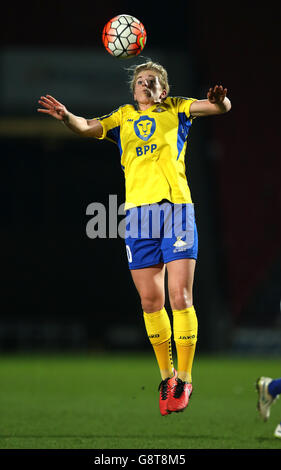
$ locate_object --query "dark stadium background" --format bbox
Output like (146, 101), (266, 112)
(1, 1), (280, 354)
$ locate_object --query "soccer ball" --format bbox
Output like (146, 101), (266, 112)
(102, 14), (147, 59)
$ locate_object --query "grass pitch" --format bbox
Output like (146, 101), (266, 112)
(0, 353), (280, 449)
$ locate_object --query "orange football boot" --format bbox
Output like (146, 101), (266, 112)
(167, 378), (193, 413)
(158, 370), (177, 416)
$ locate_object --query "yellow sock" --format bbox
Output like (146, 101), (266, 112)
(143, 308), (174, 380)
(173, 306), (198, 383)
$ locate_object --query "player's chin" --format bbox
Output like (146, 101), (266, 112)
(143, 90), (152, 98)
(140, 96), (153, 105)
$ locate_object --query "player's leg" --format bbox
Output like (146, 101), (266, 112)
(256, 376), (281, 438)
(165, 259), (197, 412)
(130, 263), (174, 380)
(160, 203), (198, 412)
(256, 376), (281, 421)
(167, 258), (197, 383)
(130, 263), (176, 415)
(125, 234), (172, 379)
(125, 204), (176, 414)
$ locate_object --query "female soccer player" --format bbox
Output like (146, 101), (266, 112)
(38, 61), (231, 416)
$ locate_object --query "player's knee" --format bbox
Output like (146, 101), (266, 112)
(169, 287), (193, 310)
(141, 292), (164, 313)
(141, 299), (164, 313)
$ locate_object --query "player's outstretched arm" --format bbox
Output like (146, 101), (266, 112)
(37, 95), (103, 138)
(190, 85), (231, 117)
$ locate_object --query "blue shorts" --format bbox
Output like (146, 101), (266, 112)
(125, 201), (198, 269)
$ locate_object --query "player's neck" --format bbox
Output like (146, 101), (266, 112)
(137, 100), (161, 111)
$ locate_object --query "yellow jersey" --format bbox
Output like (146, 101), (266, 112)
(95, 96), (196, 209)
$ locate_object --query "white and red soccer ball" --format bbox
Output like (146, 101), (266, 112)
(102, 14), (147, 59)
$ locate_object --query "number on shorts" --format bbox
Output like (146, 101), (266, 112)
(126, 245), (132, 263)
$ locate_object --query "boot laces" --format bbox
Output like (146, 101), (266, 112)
(173, 378), (187, 398)
(158, 378), (170, 400)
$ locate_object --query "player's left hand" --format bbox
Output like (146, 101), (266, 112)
(207, 85), (227, 104)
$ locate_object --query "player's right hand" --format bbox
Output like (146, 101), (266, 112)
(37, 95), (68, 121)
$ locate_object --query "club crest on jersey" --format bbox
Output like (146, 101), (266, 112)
(134, 116), (156, 141)
(153, 106), (166, 113)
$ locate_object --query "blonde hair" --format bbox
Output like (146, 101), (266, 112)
(128, 60), (170, 96)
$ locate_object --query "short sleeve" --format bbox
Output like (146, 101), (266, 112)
(177, 97), (197, 119)
(95, 107), (122, 143)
